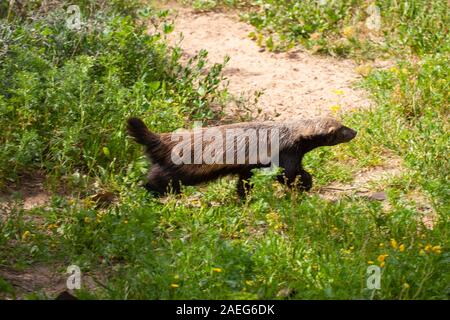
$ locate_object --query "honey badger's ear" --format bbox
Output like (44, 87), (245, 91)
(327, 126), (338, 134)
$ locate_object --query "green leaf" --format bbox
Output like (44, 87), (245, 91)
(149, 81), (160, 91)
(103, 147), (110, 158)
(197, 86), (207, 97)
(163, 23), (174, 34)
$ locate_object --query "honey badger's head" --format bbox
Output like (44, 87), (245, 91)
(299, 117), (357, 147)
(324, 119), (357, 146)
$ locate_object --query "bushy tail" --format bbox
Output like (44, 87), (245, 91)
(127, 117), (164, 163)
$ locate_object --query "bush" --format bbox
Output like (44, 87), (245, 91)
(0, 3), (226, 188)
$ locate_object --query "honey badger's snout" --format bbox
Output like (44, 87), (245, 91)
(328, 125), (357, 145)
(341, 126), (357, 142)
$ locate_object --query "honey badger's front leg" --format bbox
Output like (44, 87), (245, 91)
(277, 152), (312, 191)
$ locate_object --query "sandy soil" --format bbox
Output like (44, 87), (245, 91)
(319, 156), (403, 200)
(0, 263), (104, 299)
(0, 264), (67, 299)
(165, 6), (372, 120)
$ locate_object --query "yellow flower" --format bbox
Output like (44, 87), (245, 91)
(84, 217), (91, 223)
(274, 223), (284, 230)
(419, 249), (425, 255)
(22, 230), (31, 241)
(123, 220), (128, 224)
(399, 244), (405, 252)
(341, 249), (352, 255)
(432, 245), (442, 254)
(82, 198), (95, 208)
(47, 224), (57, 230)
(333, 89), (344, 95)
(367, 260), (374, 265)
(170, 283), (179, 288)
(380, 261), (385, 268)
(342, 26), (356, 38)
(355, 63), (373, 77)
(389, 66), (399, 74)
(212, 267), (222, 273)
(424, 244), (432, 252)
(390, 239), (398, 249)
(245, 280), (254, 286)
(403, 283), (410, 289)
(379, 243), (384, 247)
(330, 105), (342, 113)
(377, 254), (388, 262)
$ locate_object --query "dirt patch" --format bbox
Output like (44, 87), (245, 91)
(0, 173), (51, 212)
(318, 156), (404, 201)
(0, 264), (105, 299)
(0, 264), (67, 299)
(317, 156), (437, 229)
(405, 190), (438, 230)
(0, 173), (52, 229)
(164, 5), (372, 120)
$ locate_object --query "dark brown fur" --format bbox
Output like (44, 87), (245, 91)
(127, 117), (357, 198)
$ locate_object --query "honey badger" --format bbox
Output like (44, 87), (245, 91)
(127, 117), (357, 198)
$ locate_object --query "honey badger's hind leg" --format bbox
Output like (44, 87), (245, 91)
(237, 170), (254, 199)
(144, 165), (181, 196)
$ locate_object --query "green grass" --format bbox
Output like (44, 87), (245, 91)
(0, 0), (448, 299)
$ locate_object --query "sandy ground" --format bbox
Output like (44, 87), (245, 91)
(0, 263), (105, 299)
(165, 6), (372, 120)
